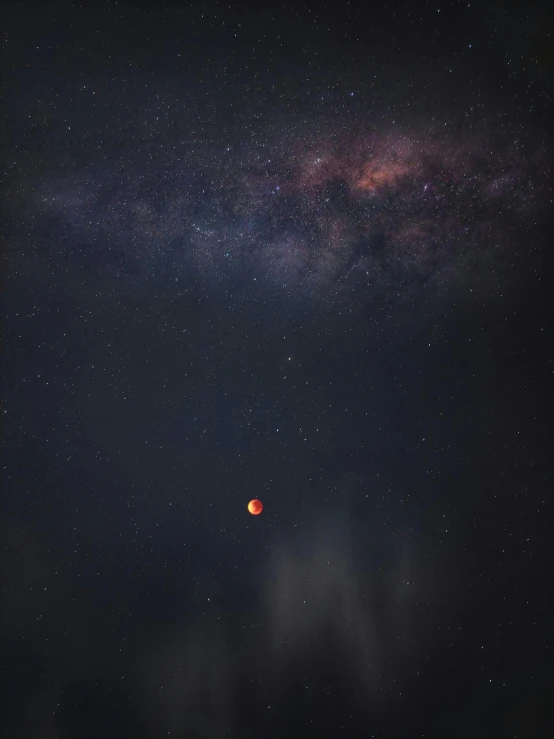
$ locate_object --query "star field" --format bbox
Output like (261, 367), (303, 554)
(3, 2), (553, 738)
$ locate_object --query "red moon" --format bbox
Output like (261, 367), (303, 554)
(247, 499), (263, 515)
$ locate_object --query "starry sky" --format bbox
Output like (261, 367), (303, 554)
(2, 2), (553, 737)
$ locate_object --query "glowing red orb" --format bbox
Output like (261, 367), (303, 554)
(247, 499), (263, 516)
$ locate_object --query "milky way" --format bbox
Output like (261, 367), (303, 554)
(22, 108), (549, 308)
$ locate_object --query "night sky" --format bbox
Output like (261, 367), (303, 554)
(3, 2), (553, 737)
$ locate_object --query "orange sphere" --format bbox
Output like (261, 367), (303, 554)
(247, 499), (263, 515)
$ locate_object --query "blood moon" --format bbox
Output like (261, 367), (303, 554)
(247, 499), (263, 516)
